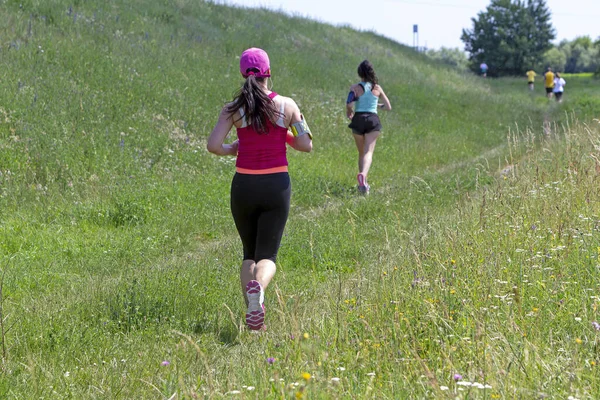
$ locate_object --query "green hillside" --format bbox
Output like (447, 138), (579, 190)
(1, 0), (600, 398)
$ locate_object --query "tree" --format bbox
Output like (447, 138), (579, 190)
(461, 0), (555, 76)
(541, 36), (600, 74)
(542, 47), (567, 72)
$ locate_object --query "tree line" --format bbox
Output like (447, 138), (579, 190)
(426, 0), (600, 77)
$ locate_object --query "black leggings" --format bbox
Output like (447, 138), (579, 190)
(230, 172), (291, 262)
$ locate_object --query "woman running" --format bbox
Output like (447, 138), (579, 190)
(207, 48), (313, 330)
(553, 72), (566, 103)
(346, 60), (392, 194)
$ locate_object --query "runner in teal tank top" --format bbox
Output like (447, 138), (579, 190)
(346, 60), (392, 195)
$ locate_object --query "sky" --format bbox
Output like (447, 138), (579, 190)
(218, 0), (600, 50)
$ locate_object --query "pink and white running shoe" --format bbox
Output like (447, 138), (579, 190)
(357, 173), (370, 195)
(245, 280), (265, 330)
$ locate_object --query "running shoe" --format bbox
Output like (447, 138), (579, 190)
(357, 173), (370, 195)
(245, 280), (265, 330)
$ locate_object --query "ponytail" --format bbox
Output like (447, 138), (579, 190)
(357, 60), (378, 87)
(226, 74), (281, 134)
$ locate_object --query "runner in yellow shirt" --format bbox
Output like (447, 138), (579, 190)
(526, 69), (536, 91)
(544, 67), (555, 99)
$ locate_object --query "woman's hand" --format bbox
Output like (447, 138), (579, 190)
(346, 104), (354, 120)
(226, 139), (239, 156)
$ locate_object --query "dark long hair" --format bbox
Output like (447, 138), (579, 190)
(226, 73), (281, 134)
(357, 60), (378, 87)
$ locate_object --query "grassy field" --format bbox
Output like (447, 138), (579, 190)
(1, 0), (600, 398)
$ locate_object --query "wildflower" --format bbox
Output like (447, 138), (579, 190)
(295, 391), (304, 399)
(453, 373), (463, 381)
(337, 367), (346, 371)
(331, 377), (340, 383)
(303, 332), (310, 340)
(576, 338), (583, 344)
(301, 372), (311, 381)
(366, 372), (376, 377)
(267, 357), (276, 365)
(247, 386), (255, 391)
(227, 390), (241, 395)
(592, 321), (600, 331)
(161, 361), (170, 366)
(440, 386), (449, 391)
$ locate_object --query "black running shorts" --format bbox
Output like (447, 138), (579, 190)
(348, 112), (382, 135)
(230, 172), (291, 262)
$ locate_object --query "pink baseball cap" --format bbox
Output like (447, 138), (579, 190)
(240, 47), (271, 78)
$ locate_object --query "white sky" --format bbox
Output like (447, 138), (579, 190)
(218, 0), (600, 50)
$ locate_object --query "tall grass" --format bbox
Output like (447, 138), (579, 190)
(1, 0), (600, 398)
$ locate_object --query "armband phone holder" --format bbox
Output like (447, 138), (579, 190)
(290, 116), (313, 140)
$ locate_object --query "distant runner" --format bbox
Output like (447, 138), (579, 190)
(207, 47), (313, 331)
(346, 60), (392, 195)
(526, 69), (536, 91)
(553, 72), (566, 103)
(544, 67), (555, 99)
(480, 62), (488, 77)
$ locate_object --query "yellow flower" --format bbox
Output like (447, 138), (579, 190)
(295, 391), (304, 399)
(450, 289), (456, 295)
(591, 361), (596, 367)
(383, 271), (387, 276)
(301, 372), (311, 381)
(576, 338), (583, 344)
(532, 308), (539, 312)
(303, 332), (310, 340)
(451, 259), (456, 265)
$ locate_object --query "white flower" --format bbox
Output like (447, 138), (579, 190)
(331, 377), (340, 383)
(366, 372), (376, 377)
(337, 367), (346, 371)
(227, 390), (241, 395)
(63, 371), (70, 378)
(456, 381), (472, 386)
(440, 386), (449, 391)
(246, 386), (255, 391)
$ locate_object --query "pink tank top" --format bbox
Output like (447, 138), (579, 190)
(235, 92), (288, 173)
